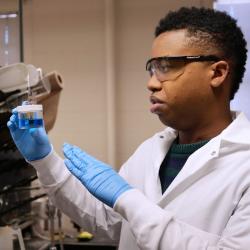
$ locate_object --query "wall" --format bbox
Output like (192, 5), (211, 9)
(23, 0), (214, 168)
(0, 0), (18, 12)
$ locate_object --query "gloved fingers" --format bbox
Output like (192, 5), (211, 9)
(68, 154), (86, 171)
(73, 146), (87, 156)
(63, 143), (86, 170)
(12, 108), (17, 114)
(7, 113), (22, 141)
(63, 143), (73, 163)
(63, 143), (89, 164)
(29, 128), (50, 145)
(64, 159), (84, 180)
(63, 143), (91, 161)
(69, 145), (90, 161)
(71, 146), (112, 173)
(7, 115), (17, 130)
(63, 143), (105, 173)
(7, 109), (20, 133)
(71, 145), (100, 164)
(63, 143), (74, 159)
(9, 111), (18, 124)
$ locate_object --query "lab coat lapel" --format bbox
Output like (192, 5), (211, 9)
(146, 128), (177, 202)
(157, 136), (221, 208)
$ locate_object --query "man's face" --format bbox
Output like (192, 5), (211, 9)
(147, 29), (217, 130)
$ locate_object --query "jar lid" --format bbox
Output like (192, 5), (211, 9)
(16, 104), (43, 112)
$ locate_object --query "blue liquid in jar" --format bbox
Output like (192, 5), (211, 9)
(18, 118), (44, 129)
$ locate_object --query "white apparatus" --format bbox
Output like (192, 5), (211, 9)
(0, 63), (48, 128)
(0, 63), (51, 101)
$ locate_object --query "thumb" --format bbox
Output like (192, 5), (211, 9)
(29, 127), (50, 145)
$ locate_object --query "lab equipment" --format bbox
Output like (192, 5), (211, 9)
(46, 200), (57, 250)
(0, 63), (29, 92)
(16, 104), (44, 129)
(0, 63), (52, 108)
(26, 66), (51, 100)
(57, 209), (64, 250)
(1, 62), (64, 248)
(63, 143), (133, 207)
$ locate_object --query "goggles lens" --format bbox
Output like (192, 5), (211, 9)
(146, 58), (185, 81)
(146, 55), (220, 82)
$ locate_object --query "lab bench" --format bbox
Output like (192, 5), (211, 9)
(13, 235), (118, 250)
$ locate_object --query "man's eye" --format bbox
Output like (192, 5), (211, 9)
(160, 65), (169, 72)
(158, 62), (171, 73)
(157, 59), (174, 72)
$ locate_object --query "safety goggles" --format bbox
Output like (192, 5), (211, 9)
(146, 55), (221, 82)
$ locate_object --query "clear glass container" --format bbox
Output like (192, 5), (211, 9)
(16, 104), (44, 129)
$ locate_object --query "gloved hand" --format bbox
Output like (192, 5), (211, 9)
(63, 143), (133, 207)
(7, 109), (52, 161)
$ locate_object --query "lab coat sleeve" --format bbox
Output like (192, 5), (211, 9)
(30, 150), (122, 241)
(113, 188), (250, 250)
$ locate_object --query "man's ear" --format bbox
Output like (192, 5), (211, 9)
(210, 61), (230, 88)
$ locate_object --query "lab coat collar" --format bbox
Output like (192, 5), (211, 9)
(155, 111), (250, 207)
(154, 111), (250, 163)
(220, 112), (250, 145)
(152, 127), (177, 173)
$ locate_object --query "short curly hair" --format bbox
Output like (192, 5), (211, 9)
(155, 7), (247, 100)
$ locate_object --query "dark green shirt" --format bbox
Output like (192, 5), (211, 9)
(159, 139), (209, 194)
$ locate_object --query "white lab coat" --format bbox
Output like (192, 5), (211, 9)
(32, 112), (250, 250)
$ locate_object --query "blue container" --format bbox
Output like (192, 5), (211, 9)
(16, 104), (44, 129)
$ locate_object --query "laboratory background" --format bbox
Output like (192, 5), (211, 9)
(0, 0), (249, 249)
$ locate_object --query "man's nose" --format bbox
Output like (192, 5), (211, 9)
(147, 74), (162, 92)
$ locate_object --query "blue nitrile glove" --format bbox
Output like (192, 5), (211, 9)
(63, 143), (133, 207)
(7, 109), (52, 161)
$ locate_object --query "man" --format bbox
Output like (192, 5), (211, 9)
(8, 7), (250, 250)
